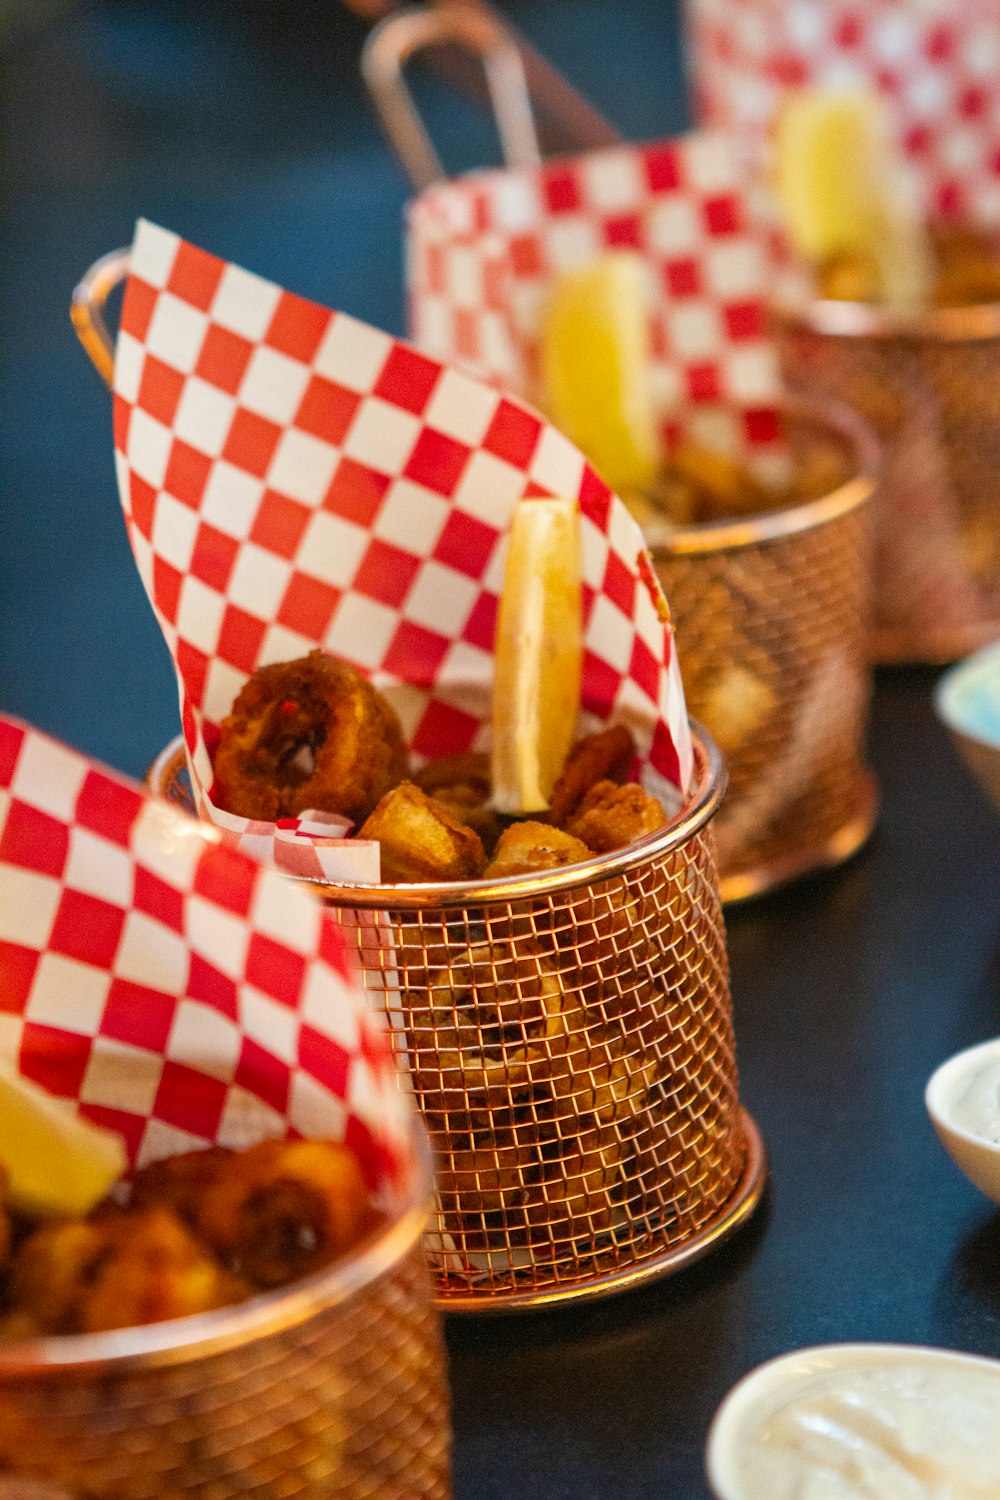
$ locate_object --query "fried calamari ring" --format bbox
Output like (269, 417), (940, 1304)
(564, 780), (666, 854)
(214, 650), (408, 823)
(359, 781), (486, 882)
(483, 820), (590, 879)
(546, 725), (635, 826)
(191, 1139), (379, 1289)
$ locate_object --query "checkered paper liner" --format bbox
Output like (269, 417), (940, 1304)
(0, 715), (412, 1193)
(686, 0), (1000, 227)
(112, 218), (694, 862)
(406, 131), (789, 471)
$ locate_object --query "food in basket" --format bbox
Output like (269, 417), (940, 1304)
(214, 648), (408, 822)
(0, 1059), (127, 1218)
(816, 222), (1000, 307)
(359, 780), (487, 882)
(0, 1135), (379, 1337)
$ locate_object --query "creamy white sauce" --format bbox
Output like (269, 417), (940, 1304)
(719, 1356), (1000, 1500)
(945, 1055), (1000, 1145)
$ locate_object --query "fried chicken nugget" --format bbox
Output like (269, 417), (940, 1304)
(483, 820), (591, 879)
(564, 780), (667, 854)
(359, 781), (486, 883)
(546, 725), (636, 826)
(214, 650), (408, 823)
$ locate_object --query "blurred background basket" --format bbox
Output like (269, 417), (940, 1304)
(0, 1126), (450, 1500)
(775, 300), (1000, 665)
(149, 728), (764, 1310)
(650, 398), (878, 902)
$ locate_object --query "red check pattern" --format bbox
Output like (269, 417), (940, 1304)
(113, 220), (694, 843)
(407, 133), (785, 463)
(0, 716), (411, 1187)
(687, 0), (1000, 225)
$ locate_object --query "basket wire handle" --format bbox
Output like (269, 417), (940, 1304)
(361, 5), (542, 190)
(71, 247), (131, 388)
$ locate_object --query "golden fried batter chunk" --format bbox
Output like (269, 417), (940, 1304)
(191, 1139), (378, 1289)
(484, 820), (591, 879)
(547, 725), (635, 826)
(413, 751), (503, 853)
(564, 780), (666, 854)
(359, 781), (486, 883)
(214, 650), (408, 823)
(8, 1208), (247, 1334)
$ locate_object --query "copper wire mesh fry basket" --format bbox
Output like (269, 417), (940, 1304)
(775, 298), (1000, 665)
(650, 400), (878, 904)
(0, 1124), (451, 1500)
(314, 730), (764, 1312)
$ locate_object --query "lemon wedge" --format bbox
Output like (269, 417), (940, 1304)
(773, 85), (931, 306)
(538, 251), (661, 494)
(491, 496), (583, 814)
(0, 1059), (127, 1217)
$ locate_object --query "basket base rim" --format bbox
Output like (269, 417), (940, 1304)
(871, 620), (1000, 667)
(718, 769), (878, 906)
(433, 1107), (768, 1315)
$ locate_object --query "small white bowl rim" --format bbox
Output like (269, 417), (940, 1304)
(934, 639), (1000, 751)
(706, 1341), (1000, 1500)
(925, 1036), (1000, 1154)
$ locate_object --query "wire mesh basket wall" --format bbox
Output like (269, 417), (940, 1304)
(320, 731), (765, 1311)
(775, 302), (1000, 665)
(0, 1128), (451, 1499)
(651, 402), (877, 903)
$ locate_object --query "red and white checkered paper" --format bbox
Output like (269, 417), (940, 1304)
(686, 0), (1000, 226)
(0, 715), (411, 1194)
(407, 132), (788, 469)
(112, 219), (694, 851)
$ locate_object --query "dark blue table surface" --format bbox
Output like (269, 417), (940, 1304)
(2, 5), (999, 1498)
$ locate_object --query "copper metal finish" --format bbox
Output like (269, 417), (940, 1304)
(150, 731), (765, 1309)
(774, 297), (1000, 664)
(651, 402), (878, 903)
(361, 7), (541, 190)
(71, 246), (130, 386)
(0, 1127), (451, 1499)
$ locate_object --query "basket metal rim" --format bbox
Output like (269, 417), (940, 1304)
(0, 1118), (434, 1380)
(773, 294), (1000, 343)
(647, 394), (877, 556)
(434, 1105), (768, 1314)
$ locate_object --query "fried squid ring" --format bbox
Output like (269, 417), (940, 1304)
(213, 650), (408, 823)
(412, 944), (573, 1111)
(191, 1139), (379, 1289)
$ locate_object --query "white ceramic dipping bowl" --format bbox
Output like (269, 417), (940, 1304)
(934, 638), (1000, 812)
(926, 1037), (1000, 1204)
(706, 1341), (1000, 1500)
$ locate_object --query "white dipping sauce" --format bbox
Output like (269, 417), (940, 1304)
(944, 1054), (1000, 1144)
(708, 1345), (1000, 1500)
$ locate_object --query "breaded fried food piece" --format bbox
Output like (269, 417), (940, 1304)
(9, 1208), (249, 1334)
(359, 781), (486, 883)
(484, 820), (591, 879)
(547, 725), (635, 826)
(191, 1139), (379, 1289)
(214, 650), (407, 823)
(565, 779), (666, 854)
(413, 751), (503, 853)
